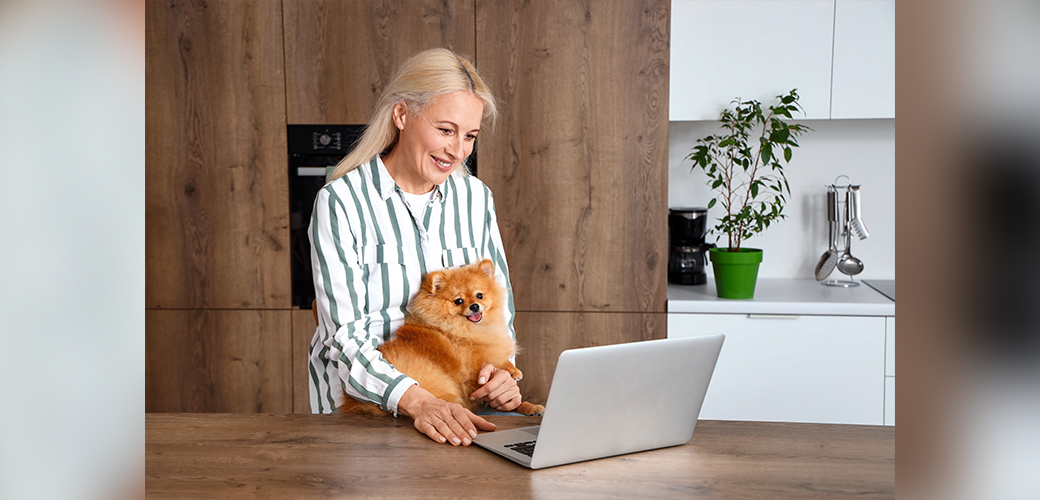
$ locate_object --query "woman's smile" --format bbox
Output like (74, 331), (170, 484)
(432, 155), (454, 171)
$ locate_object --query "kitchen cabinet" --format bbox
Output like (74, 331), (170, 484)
(885, 377), (895, 426)
(886, 316), (895, 376)
(668, 278), (895, 425)
(885, 316), (895, 425)
(670, 0), (894, 121)
(831, 0), (895, 118)
(146, 0), (290, 310)
(669, 0), (835, 120)
(669, 313), (886, 425)
(477, 0), (671, 403)
(146, 309), (293, 413)
(292, 309), (317, 414)
(146, 0), (293, 413)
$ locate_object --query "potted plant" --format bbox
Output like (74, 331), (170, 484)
(685, 89), (811, 299)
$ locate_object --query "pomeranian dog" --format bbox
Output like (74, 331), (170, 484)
(338, 259), (545, 417)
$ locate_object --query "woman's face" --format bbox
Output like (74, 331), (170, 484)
(386, 90), (484, 194)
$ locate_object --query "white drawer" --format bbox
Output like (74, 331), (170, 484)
(668, 313), (886, 425)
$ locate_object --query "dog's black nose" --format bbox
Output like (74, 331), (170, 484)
(469, 303), (480, 312)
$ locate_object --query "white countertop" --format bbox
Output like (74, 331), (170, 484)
(668, 278), (895, 316)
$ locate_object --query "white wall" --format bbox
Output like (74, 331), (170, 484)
(668, 119), (895, 280)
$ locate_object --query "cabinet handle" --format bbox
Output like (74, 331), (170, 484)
(746, 314), (800, 320)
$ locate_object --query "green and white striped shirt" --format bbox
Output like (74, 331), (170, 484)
(308, 157), (515, 415)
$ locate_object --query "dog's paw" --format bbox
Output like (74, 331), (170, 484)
(516, 402), (545, 416)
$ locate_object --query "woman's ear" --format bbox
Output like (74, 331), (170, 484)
(391, 101), (408, 130)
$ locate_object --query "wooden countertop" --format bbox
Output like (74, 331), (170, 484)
(146, 413), (894, 499)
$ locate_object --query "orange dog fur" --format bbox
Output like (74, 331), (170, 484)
(338, 259), (544, 417)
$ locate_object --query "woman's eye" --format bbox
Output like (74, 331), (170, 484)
(454, 298), (464, 305)
(465, 134), (477, 141)
(476, 293), (483, 300)
(440, 128), (453, 136)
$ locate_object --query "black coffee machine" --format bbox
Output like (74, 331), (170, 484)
(668, 207), (714, 285)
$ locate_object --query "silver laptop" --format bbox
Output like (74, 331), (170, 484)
(473, 334), (724, 469)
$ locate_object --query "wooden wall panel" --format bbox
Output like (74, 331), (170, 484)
(514, 312), (667, 405)
(476, 0), (670, 313)
(145, 0), (290, 309)
(283, 0), (476, 124)
(146, 310), (293, 413)
(292, 309), (318, 413)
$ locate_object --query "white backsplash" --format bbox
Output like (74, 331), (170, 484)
(669, 119), (895, 281)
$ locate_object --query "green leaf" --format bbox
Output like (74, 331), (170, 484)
(784, 147), (792, 162)
(761, 142), (772, 163)
(711, 179), (724, 189)
(751, 182), (759, 197)
(708, 198), (717, 209)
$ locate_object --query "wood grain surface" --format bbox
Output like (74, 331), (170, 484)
(145, 310), (292, 413)
(146, 413), (895, 499)
(283, 0), (477, 124)
(145, 0), (290, 309)
(513, 311), (666, 405)
(476, 0), (670, 314)
(292, 308), (316, 413)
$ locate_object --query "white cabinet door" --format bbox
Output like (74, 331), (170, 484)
(830, 0), (895, 118)
(886, 317), (894, 377)
(668, 313), (886, 425)
(884, 377), (895, 426)
(670, 0), (834, 121)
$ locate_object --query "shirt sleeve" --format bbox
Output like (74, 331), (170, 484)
(482, 189), (517, 342)
(310, 185), (416, 415)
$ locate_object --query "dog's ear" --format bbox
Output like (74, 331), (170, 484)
(424, 271), (445, 294)
(477, 259), (495, 277)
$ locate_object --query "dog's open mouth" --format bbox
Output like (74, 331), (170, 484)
(466, 312), (482, 323)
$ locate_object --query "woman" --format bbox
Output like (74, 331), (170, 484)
(308, 48), (526, 447)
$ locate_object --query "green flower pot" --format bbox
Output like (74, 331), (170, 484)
(709, 248), (763, 299)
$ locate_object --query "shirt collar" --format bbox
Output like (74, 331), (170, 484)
(371, 156), (448, 203)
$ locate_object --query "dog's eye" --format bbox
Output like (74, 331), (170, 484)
(454, 298), (464, 306)
(476, 293), (484, 300)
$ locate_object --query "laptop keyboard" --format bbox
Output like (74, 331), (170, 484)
(505, 439), (537, 457)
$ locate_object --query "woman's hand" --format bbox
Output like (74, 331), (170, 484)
(398, 385), (496, 446)
(469, 363), (523, 412)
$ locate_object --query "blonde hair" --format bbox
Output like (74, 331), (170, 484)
(328, 48), (497, 182)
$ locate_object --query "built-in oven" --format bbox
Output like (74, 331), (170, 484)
(288, 124), (365, 309)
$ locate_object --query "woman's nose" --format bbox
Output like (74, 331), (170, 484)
(448, 136), (464, 158)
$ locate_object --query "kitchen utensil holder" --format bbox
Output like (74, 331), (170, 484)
(823, 176), (863, 287)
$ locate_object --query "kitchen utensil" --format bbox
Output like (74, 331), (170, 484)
(836, 190), (864, 276)
(837, 248), (864, 275)
(848, 185), (869, 240)
(820, 176), (866, 287)
(814, 188), (840, 280)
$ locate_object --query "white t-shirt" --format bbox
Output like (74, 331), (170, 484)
(399, 187), (435, 215)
